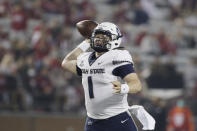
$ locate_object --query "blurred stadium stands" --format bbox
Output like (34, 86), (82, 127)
(0, 0), (196, 131)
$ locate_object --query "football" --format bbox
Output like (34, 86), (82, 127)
(76, 20), (98, 38)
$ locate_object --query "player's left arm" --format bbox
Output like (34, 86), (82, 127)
(112, 50), (142, 94)
(112, 73), (142, 94)
(124, 73), (142, 93)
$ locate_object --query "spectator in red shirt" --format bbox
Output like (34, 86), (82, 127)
(167, 99), (195, 131)
(157, 29), (176, 55)
(11, 3), (27, 31)
(10, 3), (28, 40)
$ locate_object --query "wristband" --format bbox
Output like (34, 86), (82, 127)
(120, 84), (129, 94)
(77, 40), (90, 52)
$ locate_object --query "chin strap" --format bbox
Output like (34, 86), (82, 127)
(128, 105), (156, 130)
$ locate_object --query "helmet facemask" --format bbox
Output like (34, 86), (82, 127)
(90, 30), (112, 53)
(90, 22), (122, 53)
(91, 22), (122, 52)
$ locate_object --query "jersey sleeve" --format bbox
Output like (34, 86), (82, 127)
(76, 52), (90, 76)
(112, 50), (135, 79)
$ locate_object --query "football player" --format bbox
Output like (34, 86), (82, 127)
(62, 22), (142, 131)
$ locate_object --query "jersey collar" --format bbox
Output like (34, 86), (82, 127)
(88, 51), (104, 66)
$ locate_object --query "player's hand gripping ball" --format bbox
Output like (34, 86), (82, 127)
(76, 20), (98, 38)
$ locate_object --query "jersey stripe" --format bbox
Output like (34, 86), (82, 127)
(112, 64), (135, 79)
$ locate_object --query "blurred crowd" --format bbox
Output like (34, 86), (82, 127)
(0, 0), (196, 130)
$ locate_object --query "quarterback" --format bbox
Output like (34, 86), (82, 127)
(62, 22), (142, 131)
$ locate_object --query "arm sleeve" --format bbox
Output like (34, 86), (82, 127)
(112, 50), (135, 79)
(112, 64), (135, 79)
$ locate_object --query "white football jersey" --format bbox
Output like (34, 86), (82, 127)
(76, 49), (135, 119)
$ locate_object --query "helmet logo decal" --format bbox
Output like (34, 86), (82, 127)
(116, 27), (121, 39)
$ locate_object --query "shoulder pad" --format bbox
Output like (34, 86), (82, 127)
(112, 50), (133, 65)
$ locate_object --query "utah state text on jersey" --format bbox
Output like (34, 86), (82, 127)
(81, 68), (105, 74)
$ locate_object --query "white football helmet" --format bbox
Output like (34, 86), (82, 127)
(90, 22), (122, 52)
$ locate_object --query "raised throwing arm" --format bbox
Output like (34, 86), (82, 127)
(61, 39), (90, 74)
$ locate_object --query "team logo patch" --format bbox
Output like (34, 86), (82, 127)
(80, 60), (84, 67)
(87, 120), (93, 125)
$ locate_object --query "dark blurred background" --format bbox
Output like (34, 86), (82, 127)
(0, 0), (196, 131)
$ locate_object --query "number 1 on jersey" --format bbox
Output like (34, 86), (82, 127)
(88, 76), (94, 99)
